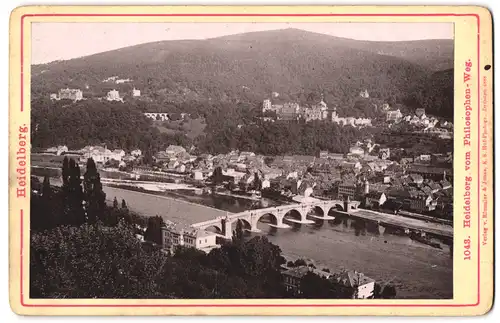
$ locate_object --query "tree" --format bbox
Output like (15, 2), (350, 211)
(113, 197), (119, 209)
(30, 222), (166, 298)
(121, 199), (128, 209)
(144, 215), (165, 245)
(300, 272), (335, 298)
(252, 172), (262, 191)
(62, 156), (70, 187)
(232, 219), (244, 244)
(381, 284), (397, 299)
(83, 158), (107, 224)
(293, 259), (307, 267)
(211, 167), (225, 185)
(63, 158), (85, 226)
(142, 150), (154, 166)
(42, 176), (52, 198)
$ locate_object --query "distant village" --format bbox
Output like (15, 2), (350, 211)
(35, 135), (453, 219)
(48, 84), (453, 140)
(258, 90), (453, 138)
(40, 82), (454, 233)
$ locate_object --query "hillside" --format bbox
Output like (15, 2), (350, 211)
(406, 68), (454, 119)
(31, 28), (452, 108)
(216, 29), (453, 71)
(30, 99), (191, 152)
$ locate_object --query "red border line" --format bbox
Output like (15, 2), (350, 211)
(20, 12), (481, 308)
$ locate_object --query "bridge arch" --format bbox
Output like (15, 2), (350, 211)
(255, 212), (279, 227)
(311, 205), (326, 216)
(283, 209), (304, 222)
(231, 218), (252, 231)
(329, 204), (345, 213)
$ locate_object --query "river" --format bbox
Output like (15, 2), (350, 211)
(102, 185), (453, 299)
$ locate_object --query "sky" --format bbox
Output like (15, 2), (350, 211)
(31, 22), (453, 64)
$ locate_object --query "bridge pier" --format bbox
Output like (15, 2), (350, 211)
(284, 218), (315, 224)
(309, 214), (336, 220)
(221, 217), (232, 239)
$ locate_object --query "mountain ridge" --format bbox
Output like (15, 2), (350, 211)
(31, 28), (453, 112)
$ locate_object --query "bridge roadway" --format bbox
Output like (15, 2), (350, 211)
(190, 199), (359, 238)
(190, 199), (453, 240)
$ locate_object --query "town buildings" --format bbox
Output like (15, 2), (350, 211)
(331, 107), (372, 127)
(338, 180), (357, 200)
(80, 145), (124, 164)
(262, 98), (372, 126)
(263, 99), (302, 121)
(281, 265), (375, 299)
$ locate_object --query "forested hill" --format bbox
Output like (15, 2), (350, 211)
(31, 28), (452, 107)
(216, 29), (453, 71)
(406, 68), (454, 119)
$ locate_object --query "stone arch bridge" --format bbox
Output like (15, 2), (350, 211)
(191, 199), (360, 239)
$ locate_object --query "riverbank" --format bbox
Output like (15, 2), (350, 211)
(102, 186), (452, 299)
(344, 209), (453, 239)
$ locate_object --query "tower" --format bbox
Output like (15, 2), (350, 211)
(364, 180), (370, 195)
(331, 106), (338, 122)
(262, 99), (272, 112)
(343, 194), (351, 213)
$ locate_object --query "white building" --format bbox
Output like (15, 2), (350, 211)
(331, 107), (372, 128)
(131, 149), (142, 158)
(162, 224), (219, 254)
(112, 149), (126, 158)
(349, 146), (365, 156)
(192, 170), (204, 181)
(58, 88), (83, 101)
(132, 88), (141, 97)
(144, 112), (169, 121)
(333, 270), (376, 299)
(45, 145), (68, 156)
(80, 146), (123, 163)
(262, 99), (273, 112)
(106, 89), (122, 102)
(115, 78), (132, 84)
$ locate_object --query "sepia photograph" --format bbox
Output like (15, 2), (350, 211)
(28, 21), (456, 301)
